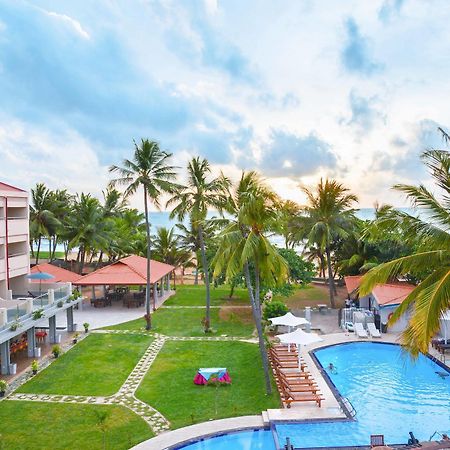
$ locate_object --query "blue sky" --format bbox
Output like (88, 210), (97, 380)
(0, 0), (449, 208)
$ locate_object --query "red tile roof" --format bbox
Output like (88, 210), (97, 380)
(0, 182), (26, 192)
(74, 255), (175, 286)
(344, 275), (415, 307)
(31, 263), (82, 283)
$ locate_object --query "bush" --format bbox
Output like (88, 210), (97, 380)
(52, 345), (61, 358)
(278, 248), (315, 284)
(263, 301), (289, 321)
(271, 283), (295, 297)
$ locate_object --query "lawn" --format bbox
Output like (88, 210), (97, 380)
(282, 284), (346, 308)
(164, 285), (250, 306)
(18, 333), (153, 396)
(0, 401), (152, 450)
(105, 306), (255, 337)
(31, 250), (65, 260)
(135, 340), (280, 429)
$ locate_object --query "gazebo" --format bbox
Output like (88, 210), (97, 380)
(74, 255), (175, 309)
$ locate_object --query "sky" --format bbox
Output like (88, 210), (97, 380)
(0, 0), (449, 210)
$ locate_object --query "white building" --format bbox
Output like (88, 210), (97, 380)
(0, 182), (30, 300)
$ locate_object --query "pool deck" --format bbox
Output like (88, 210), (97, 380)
(132, 331), (450, 449)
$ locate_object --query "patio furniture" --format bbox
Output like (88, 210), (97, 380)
(194, 368), (231, 385)
(371, 435), (385, 447)
(124, 298), (140, 308)
(93, 297), (110, 308)
(35, 330), (47, 343)
(355, 322), (368, 338)
(367, 322), (381, 338)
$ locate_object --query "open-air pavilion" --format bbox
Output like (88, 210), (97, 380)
(74, 255), (176, 311)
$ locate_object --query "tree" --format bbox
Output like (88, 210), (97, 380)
(167, 157), (229, 332)
(213, 171), (288, 394)
(109, 139), (178, 330)
(278, 248), (315, 284)
(68, 193), (109, 274)
(360, 148), (450, 357)
(301, 179), (358, 308)
(29, 183), (60, 264)
(276, 200), (302, 249)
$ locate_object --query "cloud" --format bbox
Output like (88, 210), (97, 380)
(159, 1), (257, 83)
(378, 0), (405, 23)
(0, 118), (108, 196)
(374, 119), (446, 177)
(344, 91), (385, 135)
(44, 10), (90, 39)
(341, 18), (383, 76)
(257, 130), (338, 178)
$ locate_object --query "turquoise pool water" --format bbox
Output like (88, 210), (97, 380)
(276, 342), (450, 447)
(177, 429), (275, 449)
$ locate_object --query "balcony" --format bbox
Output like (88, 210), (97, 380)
(0, 258), (5, 277)
(7, 218), (28, 238)
(8, 253), (29, 277)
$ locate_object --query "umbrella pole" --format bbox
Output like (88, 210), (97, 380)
(288, 326), (291, 352)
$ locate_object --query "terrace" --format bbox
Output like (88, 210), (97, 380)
(0, 282), (81, 376)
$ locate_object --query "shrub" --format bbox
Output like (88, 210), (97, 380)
(263, 301), (289, 321)
(52, 345), (61, 358)
(56, 300), (63, 307)
(31, 360), (38, 373)
(32, 309), (44, 320)
(0, 379), (7, 392)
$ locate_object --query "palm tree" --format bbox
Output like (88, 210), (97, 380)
(69, 193), (109, 274)
(176, 221), (201, 284)
(277, 200), (302, 249)
(109, 139), (178, 330)
(167, 157), (229, 332)
(213, 171), (288, 394)
(360, 148), (450, 356)
(29, 183), (60, 264)
(302, 179), (358, 308)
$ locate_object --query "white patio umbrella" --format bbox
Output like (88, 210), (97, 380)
(440, 311), (450, 342)
(270, 312), (310, 351)
(277, 328), (323, 369)
(269, 312), (310, 328)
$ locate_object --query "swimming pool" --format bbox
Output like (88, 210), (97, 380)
(176, 342), (450, 449)
(276, 342), (450, 448)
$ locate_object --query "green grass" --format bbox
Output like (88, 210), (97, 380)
(282, 284), (346, 308)
(18, 333), (153, 396)
(31, 250), (65, 259)
(165, 285), (250, 306)
(105, 307), (255, 337)
(135, 340), (280, 429)
(0, 401), (152, 450)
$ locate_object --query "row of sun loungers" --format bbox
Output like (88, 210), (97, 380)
(268, 344), (324, 408)
(355, 322), (381, 338)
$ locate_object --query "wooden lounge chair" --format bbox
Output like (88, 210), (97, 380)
(281, 384), (323, 408)
(277, 371), (317, 386)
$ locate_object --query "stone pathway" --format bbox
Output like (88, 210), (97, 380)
(4, 325), (257, 436)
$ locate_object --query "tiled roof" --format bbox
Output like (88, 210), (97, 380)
(31, 263), (81, 283)
(344, 275), (415, 307)
(75, 255), (175, 286)
(0, 182), (26, 192)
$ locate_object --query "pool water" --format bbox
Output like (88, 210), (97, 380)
(177, 429), (275, 449)
(276, 342), (450, 447)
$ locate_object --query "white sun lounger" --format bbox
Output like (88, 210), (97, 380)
(367, 322), (381, 338)
(354, 322), (368, 338)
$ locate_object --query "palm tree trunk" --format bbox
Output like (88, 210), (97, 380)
(254, 259), (261, 316)
(51, 236), (57, 261)
(325, 246), (336, 308)
(194, 251), (199, 285)
(229, 281), (235, 299)
(143, 186), (152, 331)
(79, 247), (86, 275)
(96, 250), (104, 269)
(30, 241), (35, 259)
(35, 237), (41, 265)
(198, 224), (211, 333)
(243, 262), (272, 395)
(48, 237), (52, 262)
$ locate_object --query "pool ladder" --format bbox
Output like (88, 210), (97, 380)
(342, 397), (357, 418)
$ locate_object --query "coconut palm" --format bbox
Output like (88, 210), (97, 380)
(301, 179), (358, 308)
(167, 157), (230, 332)
(360, 149), (450, 356)
(109, 139), (178, 330)
(213, 171), (288, 394)
(29, 183), (60, 264)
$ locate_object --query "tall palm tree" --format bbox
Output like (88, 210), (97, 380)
(213, 171), (288, 394)
(167, 157), (229, 332)
(69, 193), (109, 274)
(29, 183), (60, 264)
(302, 179), (358, 308)
(109, 139), (178, 330)
(360, 149), (450, 356)
(277, 200), (302, 249)
(176, 221), (201, 284)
